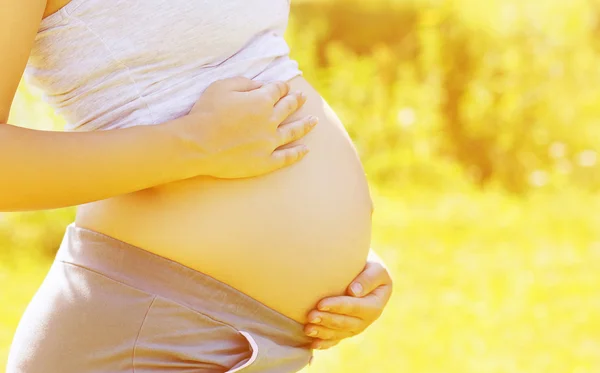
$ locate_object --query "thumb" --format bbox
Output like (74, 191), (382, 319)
(217, 77), (263, 92)
(347, 261), (387, 297)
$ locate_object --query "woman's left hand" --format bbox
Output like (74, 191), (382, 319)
(304, 251), (393, 350)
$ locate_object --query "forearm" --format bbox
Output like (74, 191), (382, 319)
(0, 119), (197, 212)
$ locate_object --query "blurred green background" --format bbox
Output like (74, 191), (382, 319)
(2, 0), (600, 372)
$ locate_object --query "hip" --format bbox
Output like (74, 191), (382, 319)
(7, 224), (313, 373)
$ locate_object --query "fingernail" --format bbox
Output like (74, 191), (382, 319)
(297, 91), (306, 100)
(300, 145), (310, 155)
(311, 316), (321, 324)
(308, 116), (318, 126)
(308, 329), (318, 337)
(351, 283), (363, 296)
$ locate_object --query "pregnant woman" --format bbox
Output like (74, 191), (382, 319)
(3, 0), (393, 372)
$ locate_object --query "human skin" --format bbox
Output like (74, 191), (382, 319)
(305, 250), (394, 349)
(75, 75), (374, 324)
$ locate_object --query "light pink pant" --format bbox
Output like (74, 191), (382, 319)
(7, 223), (313, 372)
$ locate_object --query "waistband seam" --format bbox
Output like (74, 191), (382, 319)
(65, 226), (299, 321)
(58, 260), (154, 297)
(59, 260), (257, 333)
(62, 223), (307, 329)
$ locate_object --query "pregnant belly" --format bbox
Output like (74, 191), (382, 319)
(75, 76), (373, 323)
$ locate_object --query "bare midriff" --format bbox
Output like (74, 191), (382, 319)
(74, 77), (373, 323)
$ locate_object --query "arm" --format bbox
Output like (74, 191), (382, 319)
(0, 123), (199, 211)
(0, 0), (199, 211)
(1, 0), (316, 212)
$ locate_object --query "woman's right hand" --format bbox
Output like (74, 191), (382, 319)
(173, 77), (318, 179)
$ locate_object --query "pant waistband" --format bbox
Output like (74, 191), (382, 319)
(56, 223), (312, 347)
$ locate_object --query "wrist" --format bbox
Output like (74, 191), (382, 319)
(154, 116), (210, 180)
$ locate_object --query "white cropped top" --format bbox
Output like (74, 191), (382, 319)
(26, 0), (302, 131)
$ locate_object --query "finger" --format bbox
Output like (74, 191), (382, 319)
(307, 310), (363, 332)
(271, 91), (307, 124)
(371, 283), (393, 306)
(304, 324), (355, 340)
(276, 116), (318, 147)
(317, 295), (380, 318)
(254, 81), (291, 105)
(347, 260), (391, 297)
(214, 77), (263, 92)
(311, 339), (340, 350)
(271, 144), (310, 169)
